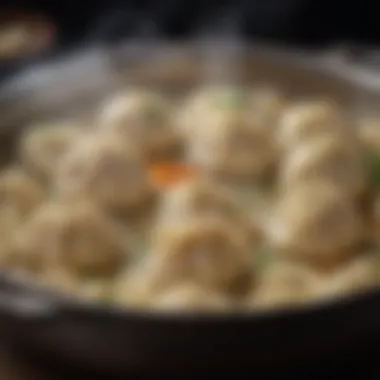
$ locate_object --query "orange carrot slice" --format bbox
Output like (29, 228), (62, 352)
(148, 162), (195, 189)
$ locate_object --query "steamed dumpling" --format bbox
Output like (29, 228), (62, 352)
(19, 123), (83, 183)
(251, 261), (323, 310)
(98, 90), (182, 161)
(55, 135), (156, 216)
(0, 168), (45, 266)
(318, 253), (380, 299)
(188, 108), (278, 180)
(155, 178), (262, 246)
(279, 135), (365, 198)
(158, 178), (244, 222)
(0, 167), (44, 217)
(248, 87), (286, 128)
(6, 200), (128, 276)
(268, 181), (364, 267)
(358, 118), (380, 150)
(113, 257), (168, 308)
(278, 100), (347, 149)
(152, 216), (253, 292)
(178, 85), (248, 137)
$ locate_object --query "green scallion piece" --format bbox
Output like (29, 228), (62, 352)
(254, 246), (276, 271)
(216, 88), (247, 109)
(364, 150), (380, 190)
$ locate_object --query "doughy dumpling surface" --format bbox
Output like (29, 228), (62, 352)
(358, 119), (380, 150)
(248, 87), (286, 128)
(279, 135), (365, 198)
(155, 178), (263, 246)
(251, 261), (323, 310)
(178, 85), (250, 138)
(113, 257), (167, 308)
(318, 253), (380, 299)
(268, 181), (364, 266)
(98, 90), (182, 161)
(55, 136), (156, 215)
(278, 100), (346, 149)
(19, 124), (83, 183)
(7, 200), (128, 276)
(153, 217), (253, 292)
(158, 178), (243, 223)
(0, 169), (44, 266)
(0, 167), (44, 217)
(188, 109), (278, 180)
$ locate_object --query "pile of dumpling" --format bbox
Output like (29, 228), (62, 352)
(1, 85), (380, 314)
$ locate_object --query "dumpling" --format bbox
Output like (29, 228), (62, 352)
(155, 178), (262, 246)
(188, 108), (278, 180)
(19, 123), (83, 183)
(158, 178), (243, 222)
(277, 100), (347, 149)
(0, 209), (22, 268)
(152, 217), (253, 292)
(279, 135), (365, 198)
(251, 261), (323, 310)
(178, 85), (249, 134)
(318, 253), (380, 299)
(113, 257), (231, 311)
(113, 257), (167, 308)
(0, 167), (44, 217)
(55, 135), (156, 216)
(357, 118), (380, 150)
(248, 87), (286, 129)
(6, 200), (128, 276)
(0, 168), (44, 264)
(268, 181), (364, 267)
(98, 89), (182, 161)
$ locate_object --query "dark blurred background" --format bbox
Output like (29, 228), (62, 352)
(3, 0), (380, 48)
(1, 0), (380, 82)
(27, 1), (380, 46)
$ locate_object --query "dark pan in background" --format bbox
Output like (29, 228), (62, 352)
(0, 6), (58, 89)
(0, 43), (379, 377)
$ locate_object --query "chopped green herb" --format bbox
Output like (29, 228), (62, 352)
(254, 245), (276, 271)
(216, 88), (247, 109)
(364, 150), (380, 190)
(142, 103), (163, 123)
